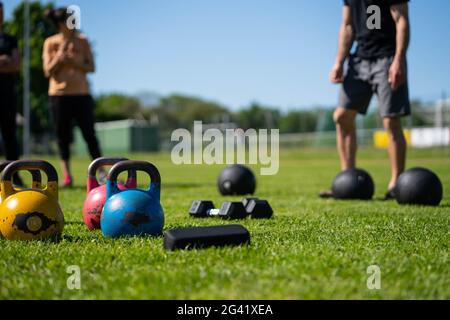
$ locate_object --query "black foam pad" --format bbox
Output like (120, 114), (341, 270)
(164, 224), (250, 251)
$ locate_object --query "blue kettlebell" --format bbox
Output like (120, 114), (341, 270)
(101, 160), (164, 238)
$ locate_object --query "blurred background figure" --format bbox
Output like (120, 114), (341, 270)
(0, 1), (22, 185)
(327, 0), (411, 199)
(43, 7), (103, 187)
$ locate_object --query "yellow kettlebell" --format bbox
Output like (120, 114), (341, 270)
(0, 160), (64, 241)
(0, 161), (42, 239)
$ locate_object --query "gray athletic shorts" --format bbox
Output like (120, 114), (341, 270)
(338, 55), (410, 117)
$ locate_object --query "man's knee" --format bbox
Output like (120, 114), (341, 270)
(383, 117), (403, 134)
(333, 108), (356, 129)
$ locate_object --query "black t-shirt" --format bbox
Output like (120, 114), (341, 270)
(0, 32), (18, 90)
(344, 0), (409, 59)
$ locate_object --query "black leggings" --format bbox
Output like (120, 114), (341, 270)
(50, 95), (102, 161)
(0, 89), (19, 160)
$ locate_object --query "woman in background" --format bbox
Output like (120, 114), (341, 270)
(43, 8), (103, 187)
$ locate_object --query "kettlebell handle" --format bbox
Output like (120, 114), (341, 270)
(108, 161), (161, 184)
(87, 157), (136, 192)
(1, 160), (58, 200)
(0, 161), (42, 188)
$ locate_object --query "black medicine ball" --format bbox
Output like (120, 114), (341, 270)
(218, 164), (256, 196)
(331, 168), (375, 200)
(395, 167), (443, 206)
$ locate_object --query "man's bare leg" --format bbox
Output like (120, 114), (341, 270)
(383, 116), (407, 191)
(334, 107), (358, 170)
(320, 107), (358, 198)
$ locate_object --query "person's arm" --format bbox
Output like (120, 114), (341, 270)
(389, 2), (409, 90)
(330, 5), (354, 84)
(0, 48), (20, 73)
(66, 38), (95, 73)
(43, 39), (68, 77)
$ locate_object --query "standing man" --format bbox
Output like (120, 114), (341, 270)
(325, 0), (410, 199)
(0, 1), (22, 181)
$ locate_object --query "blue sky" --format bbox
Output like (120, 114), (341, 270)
(4, 0), (450, 110)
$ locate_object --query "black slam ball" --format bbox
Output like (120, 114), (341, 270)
(218, 164), (256, 196)
(395, 167), (443, 206)
(331, 168), (375, 200)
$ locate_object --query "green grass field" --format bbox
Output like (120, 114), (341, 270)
(1, 147), (449, 300)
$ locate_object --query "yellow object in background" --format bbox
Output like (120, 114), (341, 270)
(374, 130), (411, 149)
